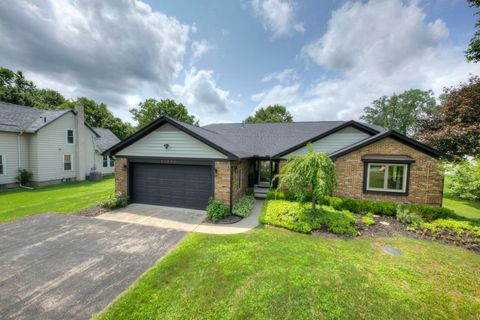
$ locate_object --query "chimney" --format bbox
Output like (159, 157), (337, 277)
(75, 102), (86, 181)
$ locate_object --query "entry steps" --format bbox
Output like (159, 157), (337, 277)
(254, 185), (270, 199)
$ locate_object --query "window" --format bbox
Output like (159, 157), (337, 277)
(0, 155), (4, 175)
(66, 129), (74, 144)
(366, 163), (407, 193)
(64, 155), (72, 171)
(103, 155), (114, 168)
(103, 155), (108, 168)
(237, 167), (242, 191)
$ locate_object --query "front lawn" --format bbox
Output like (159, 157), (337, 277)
(0, 177), (114, 223)
(443, 176), (480, 220)
(96, 227), (480, 320)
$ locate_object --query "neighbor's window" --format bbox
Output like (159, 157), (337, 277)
(0, 155), (4, 175)
(64, 154), (72, 171)
(237, 167), (242, 191)
(103, 155), (108, 168)
(366, 163), (407, 193)
(109, 156), (114, 167)
(66, 129), (74, 144)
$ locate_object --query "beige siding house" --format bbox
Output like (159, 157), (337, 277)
(0, 102), (120, 188)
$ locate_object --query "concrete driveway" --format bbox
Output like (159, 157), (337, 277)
(0, 213), (186, 320)
(96, 203), (206, 231)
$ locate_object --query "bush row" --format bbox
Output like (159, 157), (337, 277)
(266, 190), (458, 222)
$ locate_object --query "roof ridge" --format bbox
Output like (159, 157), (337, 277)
(204, 120), (347, 126)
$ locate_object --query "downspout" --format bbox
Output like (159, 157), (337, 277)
(17, 132), (33, 190)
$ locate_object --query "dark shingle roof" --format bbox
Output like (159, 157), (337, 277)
(93, 128), (121, 152)
(202, 121), (383, 157)
(0, 101), (72, 133)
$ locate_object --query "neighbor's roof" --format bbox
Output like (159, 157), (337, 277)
(0, 101), (74, 133)
(93, 128), (121, 152)
(106, 116), (384, 159)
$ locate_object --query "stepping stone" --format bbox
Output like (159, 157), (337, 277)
(380, 221), (390, 226)
(372, 214), (380, 218)
(383, 246), (402, 256)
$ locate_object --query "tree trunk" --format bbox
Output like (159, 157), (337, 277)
(312, 195), (316, 212)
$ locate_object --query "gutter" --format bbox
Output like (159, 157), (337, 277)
(17, 132), (33, 190)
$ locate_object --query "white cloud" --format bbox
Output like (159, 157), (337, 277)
(0, 0), (190, 116)
(251, 83), (300, 107)
(191, 40), (213, 62)
(173, 68), (232, 114)
(254, 0), (480, 121)
(250, 0), (304, 39)
(261, 68), (299, 83)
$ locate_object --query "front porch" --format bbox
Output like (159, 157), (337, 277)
(250, 159), (280, 199)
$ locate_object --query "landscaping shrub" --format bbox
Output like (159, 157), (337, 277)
(362, 213), (376, 226)
(260, 200), (358, 236)
(266, 190), (298, 201)
(404, 204), (458, 221)
(232, 195), (255, 218)
(206, 198), (230, 222)
(246, 187), (254, 196)
(16, 169), (33, 185)
(102, 191), (128, 209)
(396, 207), (423, 225)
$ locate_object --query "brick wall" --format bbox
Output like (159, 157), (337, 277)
(214, 161), (231, 206)
(231, 159), (251, 205)
(115, 157), (128, 196)
(333, 137), (444, 206)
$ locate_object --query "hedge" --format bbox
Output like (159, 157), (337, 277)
(266, 191), (459, 222)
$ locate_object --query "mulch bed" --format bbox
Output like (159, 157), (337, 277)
(204, 215), (243, 224)
(76, 205), (109, 217)
(313, 214), (480, 253)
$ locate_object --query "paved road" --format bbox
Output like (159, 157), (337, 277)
(0, 213), (186, 320)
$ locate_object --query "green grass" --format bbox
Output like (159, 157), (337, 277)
(443, 175), (480, 220)
(0, 177), (115, 223)
(96, 227), (480, 320)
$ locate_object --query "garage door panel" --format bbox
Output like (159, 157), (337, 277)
(130, 163), (213, 209)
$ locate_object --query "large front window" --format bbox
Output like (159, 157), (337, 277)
(366, 163), (407, 193)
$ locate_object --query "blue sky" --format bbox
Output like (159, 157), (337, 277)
(0, 0), (478, 125)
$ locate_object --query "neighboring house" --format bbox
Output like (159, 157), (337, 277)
(106, 116), (446, 210)
(0, 102), (120, 188)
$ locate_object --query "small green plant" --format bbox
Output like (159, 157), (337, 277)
(232, 195), (255, 217)
(316, 207), (358, 236)
(396, 207), (423, 225)
(206, 198), (229, 222)
(102, 191), (128, 209)
(362, 213), (376, 226)
(16, 169), (33, 185)
(246, 187), (254, 196)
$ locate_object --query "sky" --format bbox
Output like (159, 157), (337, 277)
(0, 0), (478, 125)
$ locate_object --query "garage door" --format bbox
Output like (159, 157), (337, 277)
(130, 163), (213, 209)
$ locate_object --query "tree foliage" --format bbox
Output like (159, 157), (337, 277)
(0, 66), (134, 140)
(130, 98), (198, 129)
(466, 0), (480, 62)
(445, 159), (480, 200)
(361, 89), (437, 135)
(276, 147), (337, 210)
(245, 104), (293, 123)
(414, 76), (480, 158)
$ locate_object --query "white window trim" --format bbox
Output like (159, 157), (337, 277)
(366, 163), (408, 193)
(63, 154), (73, 171)
(103, 155), (114, 168)
(0, 154), (5, 176)
(237, 167), (242, 191)
(66, 129), (75, 144)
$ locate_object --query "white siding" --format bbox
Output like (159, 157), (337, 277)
(0, 132), (31, 185)
(33, 112), (78, 182)
(117, 123), (228, 159)
(285, 126), (371, 157)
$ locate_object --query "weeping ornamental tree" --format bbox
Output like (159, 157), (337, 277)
(276, 147), (337, 211)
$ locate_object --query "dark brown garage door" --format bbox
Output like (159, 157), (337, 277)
(130, 163), (213, 210)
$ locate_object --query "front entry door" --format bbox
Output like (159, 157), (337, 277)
(258, 161), (271, 186)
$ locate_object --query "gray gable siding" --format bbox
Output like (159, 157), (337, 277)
(116, 123), (228, 159)
(285, 126), (371, 157)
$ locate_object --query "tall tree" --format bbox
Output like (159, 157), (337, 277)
(0, 67), (36, 106)
(130, 98), (198, 128)
(245, 104), (293, 123)
(466, 0), (480, 62)
(360, 89), (437, 135)
(30, 89), (66, 109)
(414, 76), (480, 158)
(61, 98), (135, 140)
